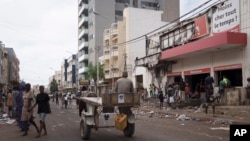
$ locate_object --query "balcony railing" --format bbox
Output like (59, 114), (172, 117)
(78, 17), (88, 28)
(78, 66), (88, 74)
(79, 41), (88, 50)
(79, 29), (88, 39)
(78, 4), (88, 16)
(78, 54), (88, 62)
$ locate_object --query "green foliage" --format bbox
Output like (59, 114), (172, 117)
(85, 62), (104, 81)
(50, 79), (58, 93)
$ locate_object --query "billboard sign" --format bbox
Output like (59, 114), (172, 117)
(212, 0), (240, 33)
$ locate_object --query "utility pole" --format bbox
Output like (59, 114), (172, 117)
(95, 45), (100, 97)
(124, 53), (127, 72)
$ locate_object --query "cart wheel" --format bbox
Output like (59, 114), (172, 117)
(123, 123), (135, 137)
(80, 119), (91, 140)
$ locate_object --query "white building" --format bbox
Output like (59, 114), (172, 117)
(123, 7), (167, 90)
(136, 0), (250, 105)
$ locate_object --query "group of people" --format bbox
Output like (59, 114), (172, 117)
(1, 82), (51, 138)
(137, 74), (232, 114)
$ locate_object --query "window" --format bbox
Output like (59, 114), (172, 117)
(115, 0), (130, 4)
(141, 1), (158, 8)
(115, 10), (123, 16)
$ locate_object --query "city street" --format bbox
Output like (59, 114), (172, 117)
(0, 100), (230, 141)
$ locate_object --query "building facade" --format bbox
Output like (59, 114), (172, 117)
(77, 0), (178, 81)
(136, 0), (250, 105)
(0, 41), (20, 90)
(103, 7), (171, 90)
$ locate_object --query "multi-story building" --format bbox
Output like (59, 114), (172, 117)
(0, 42), (6, 84)
(105, 7), (169, 90)
(4, 48), (20, 84)
(135, 0), (250, 105)
(77, 0), (177, 81)
(65, 54), (77, 90)
(0, 41), (20, 92)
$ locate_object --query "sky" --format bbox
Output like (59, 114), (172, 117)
(0, 0), (216, 86)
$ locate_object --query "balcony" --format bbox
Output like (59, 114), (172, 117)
(105, 73), (111, 79)
(111, 46), (118, 57)
(79, 41), (88, 50)
(78, 54), (88, 62)
(78, 4), (88, 16)
(78, 66), (88, 74)
(104, 29), (110, 41)
(79, 29), (88, 39)
(78, 17), (88, 28)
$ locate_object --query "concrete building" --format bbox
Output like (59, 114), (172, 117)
(136, 0), (250, 105)
(4, 48), (20, 84)
(103, 7), (170, 90)
(77, 0), (178, 81)
(48, 70), (61, 90)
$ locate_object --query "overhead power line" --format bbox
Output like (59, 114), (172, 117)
(115, 0), (225, 47)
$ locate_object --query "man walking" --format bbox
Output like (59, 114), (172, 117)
(30, 85), (50, 138)
(204, 74), (215, 117)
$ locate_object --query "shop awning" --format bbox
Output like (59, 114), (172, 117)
(160, 32), (247, 61)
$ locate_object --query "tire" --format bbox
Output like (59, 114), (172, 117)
(123, 123), (135, 137)
(80, 119), (91, 140)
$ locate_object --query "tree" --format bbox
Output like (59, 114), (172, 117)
(50, 79), (58, 93)
(85, 62), (104, 81)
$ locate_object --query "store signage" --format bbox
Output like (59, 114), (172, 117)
(212, 0), (240, 33)
(214, 64), (242, 71)
(192, 15), (209, 39)
(184, 68), (211, 75)
(167, 72), (182, 77)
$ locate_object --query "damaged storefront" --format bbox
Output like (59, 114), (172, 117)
(136, 0), (250, 105)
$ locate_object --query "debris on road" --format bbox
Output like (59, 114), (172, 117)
(176, 114), (191, 121)
(0, 114), (16, 125)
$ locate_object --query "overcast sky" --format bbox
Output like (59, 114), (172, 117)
(0, 0), (214, 86)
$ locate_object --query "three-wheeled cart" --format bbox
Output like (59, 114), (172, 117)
(76, 93), (140, 140)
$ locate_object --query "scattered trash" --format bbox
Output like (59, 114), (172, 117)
(149, 111), (154, 118)
(176, 114), (191, 121)
(194, 108), (202, 113)
(210, 127), (229, 131)
(180, 123), (185, 126)
(0, 114), (16, 125)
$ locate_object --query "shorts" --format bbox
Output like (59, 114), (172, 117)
(39, 113), (47, 122)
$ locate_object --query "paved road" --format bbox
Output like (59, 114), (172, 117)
(0, 100), (229, 141)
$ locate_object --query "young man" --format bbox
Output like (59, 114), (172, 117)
(30, 85), (50, 138)
(21, 83), (39, 136)
(204, 74), (215, 117)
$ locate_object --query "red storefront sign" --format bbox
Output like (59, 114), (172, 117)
(167, 72), (181, 77)
(192, 15), (209, 39)
(184, 68), (211, 75)
(214, 64), (242, 71)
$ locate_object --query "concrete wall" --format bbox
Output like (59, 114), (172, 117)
(123, 7), (167, 90)
(240, 0), (250, 87)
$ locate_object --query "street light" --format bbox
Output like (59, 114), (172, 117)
(93, 11), (115, 91)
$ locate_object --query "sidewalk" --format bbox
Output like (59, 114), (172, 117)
(138, 98), (250, 125)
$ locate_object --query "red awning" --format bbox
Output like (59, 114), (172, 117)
(160, 32), (247, 61)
